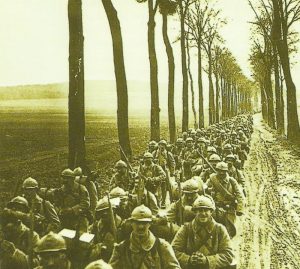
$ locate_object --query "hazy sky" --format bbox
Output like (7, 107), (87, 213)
(0, 0), (299, 94)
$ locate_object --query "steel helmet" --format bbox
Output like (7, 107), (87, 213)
(207, 146), (217, 153)
(191, 130), (197, 135)
(110, 187), (127, 199)
(73, 167), (83, 177)
(85, 260), (112, 269)
(196, 129), (201, 133)
(130, 205), (152, 222)
(223, 144), (232, 150)
(182, 179), (199, 194)
(225, 154), (236, 161)
(186, 137), (194, 142)
(192, 195), (216, 211)
(95, 197), (110, 212)
(231, 131), (237, 136)
(158, 139), (167, 146)
(7, 196), (29, 211)
(148, 140), (157, 147)
(216, 161), (228, 171)
(143, 152), (153, 159)
(198, 137), (206, 143)
(61, 168), (75, 178)
(209, 154), (221, 162)
(22, 177), (38, 189)
(176, 138), (184, 144)
(114, 160), (127, 169)
(35, 232), (67, 253)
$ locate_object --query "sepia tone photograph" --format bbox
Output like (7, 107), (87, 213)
(0, 0), (300, 268)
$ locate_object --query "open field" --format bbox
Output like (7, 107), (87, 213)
(0, 110), (169, 209)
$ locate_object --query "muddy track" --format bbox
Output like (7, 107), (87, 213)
(236, 116), (300, 269)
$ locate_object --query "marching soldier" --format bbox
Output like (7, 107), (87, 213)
(89, 197), (126, 263)
(152, 139), (176, 207)
(139, 153), (166, 206)
(22, 177), (60, 235)
(206, 162), (244, 238)
(109, 205), (181, 268)
(166, 178), (203, 226)
(109, 187), (130, 219)
(171, 138), (185, 170)
(42, 169), (90, 233)
(180, 138), (199, 180)
(171, 195), (234, 269)
(200, 154), (221, 183)
(34, 232), (71, 269)
(225, 154), (245, 191)
(110, 160), (134, 191)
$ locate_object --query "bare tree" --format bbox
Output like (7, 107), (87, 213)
(68, 0), (85, 169)
(136, 0), (160, 141)
(102, 0), (132, 158)
(159, 0), (177, 143)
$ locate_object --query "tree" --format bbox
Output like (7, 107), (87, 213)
(102, 0), (132, 158)
(68, 0), (85, 169)
(178, 0), (193, 131)
(159, 0), (177, 143)
(136, 0), (160, 141)
(185, 0), (213, 127)
(271, 0), (300, 142)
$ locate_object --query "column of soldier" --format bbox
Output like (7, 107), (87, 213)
(0, 114), (253, 269)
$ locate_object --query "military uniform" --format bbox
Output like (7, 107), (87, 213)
(0, 241), (29, 269)
(206, 171), (244, 238)
(171, 218), (234, 269)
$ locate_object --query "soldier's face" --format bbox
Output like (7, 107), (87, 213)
(217, 170), (227, 179)
(23, 188), (36, 200)
(131, 221), (151, 236)
(38, 251), (68, 269)
(117, 167), (126, 175)
(185, 193), (198, 204)
(144, 158), (152, 166)
(195, 208), (213, 223)
(226, 161), (234, 168)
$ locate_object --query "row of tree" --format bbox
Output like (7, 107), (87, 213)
(249, 0), (300, 142)
(67, 0), (255, 169)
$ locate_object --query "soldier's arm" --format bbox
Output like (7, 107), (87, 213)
(72, 185), (90, 215)
(109, 243), (123, 268)
(165, 202), (177, 223)
(148, 192), (159, 215)
(167, 152), (176, 175)
(231, 178), (245, 214)
(236, 169), (246, 188)
(159, 239), (181, 269)
(44, 200), (61, 232)
(206, 225), (234, 268)
(152, 164), (166, 182)
(171, 225), (191, 269)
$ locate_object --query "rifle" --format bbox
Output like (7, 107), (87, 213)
(177, 170), (183, 226)
(119, 145), (134, 172)
(196, 149), (217, 173)
(165, 168), (174, 203)
(107, 192), (118, 242)
(28, 200), (34, 269)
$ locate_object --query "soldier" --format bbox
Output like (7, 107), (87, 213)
(152, 139), (176, 207)
(200, 154), (221, 183)
(180, 137), (199, 180)
(34, 232), (71, 269)
(166, 178), (203, 226)
(171, 138), (185, 170)
(89, 197), (126, 263)
(171, 195), (234, 269)
(128, 178), (159, 215)
(109, 187), (130, 219)
(206, 162), (244, 238)
(85, 260), (112, 269)
(43, 169), (90, 233)
(22, 177), (60, 235)
(139, 152), (166, 206)
(147, 140), (158, 153)
(1, 199), (40, 257)
(109, 205), (181, 268)
(74, 167), (99, 216)
(225, 154), (245, 191)
(110, 160), (134, 192)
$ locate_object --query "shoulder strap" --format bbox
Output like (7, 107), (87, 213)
(211, 176), (235, 201)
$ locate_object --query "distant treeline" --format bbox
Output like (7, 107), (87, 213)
(0, 83), (68, 100)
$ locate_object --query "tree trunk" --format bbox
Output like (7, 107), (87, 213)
(179, 1), (189, 132)
(264, 69), (276, 128)
(102, 0), (132, 158)
(273, 51), (284, 134)
(148, 0), (160, 141)
(198, 44), (204, 128)
(215, 70), (220, 123)
(186, 35), (197, 129)
(68, 0), (85, 169)
(272, 0), (300, 142)
(162, 13), (176, 143)
(208, 51), (215, 124)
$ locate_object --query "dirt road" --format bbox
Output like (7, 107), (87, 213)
(234, 114), (300, 268)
